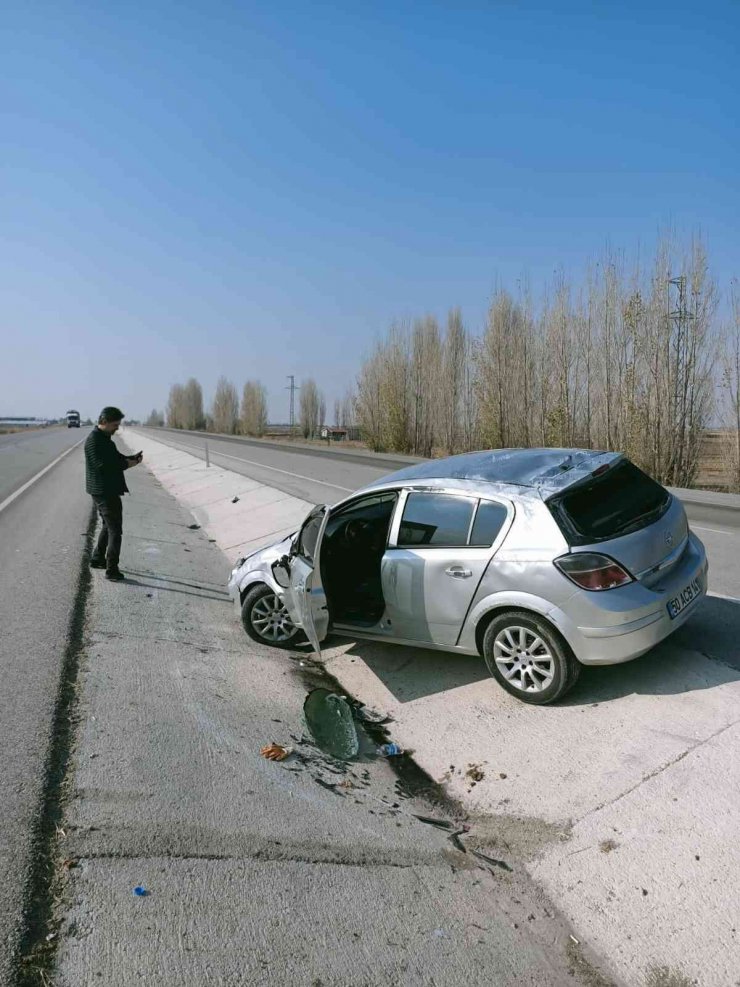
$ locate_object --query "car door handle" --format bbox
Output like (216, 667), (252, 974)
(445, 566), (473, 578)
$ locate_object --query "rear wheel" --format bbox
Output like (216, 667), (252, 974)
(482, 610), (580, 705)
(241, 584), (301, 649)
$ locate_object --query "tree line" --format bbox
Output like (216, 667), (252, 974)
(149, 375), (330, 439)
(356, 235), (739, 489)
(147, 234), (740, 489)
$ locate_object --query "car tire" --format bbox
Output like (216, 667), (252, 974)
(241, 583), (302, 650)
(482, 610), (580, 705)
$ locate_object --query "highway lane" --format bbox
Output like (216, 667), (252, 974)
(136, 427), (393, 505)
(0, 441), (92, 982)
(0, 426), (90, 505)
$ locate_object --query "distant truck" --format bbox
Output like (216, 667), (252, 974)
(66, 409), (81, 428)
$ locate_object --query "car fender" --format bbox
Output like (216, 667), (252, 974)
(459, 590), (571, 653)
(237, 566), (285, 603)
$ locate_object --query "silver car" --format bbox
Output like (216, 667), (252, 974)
(227, 449), (708, 705)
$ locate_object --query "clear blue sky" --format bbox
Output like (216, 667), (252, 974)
(3, 0), (738, 421)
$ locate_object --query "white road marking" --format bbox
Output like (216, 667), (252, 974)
(691, 524), (738, 536)
(168, 439), (354, 493)
(0, 438), (85, 515)
(707, 591), (740, 604)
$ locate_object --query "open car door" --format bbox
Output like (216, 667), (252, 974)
(273, 505), (331, 655)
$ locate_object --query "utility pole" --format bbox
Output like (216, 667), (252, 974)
(286, 375), (298, 436)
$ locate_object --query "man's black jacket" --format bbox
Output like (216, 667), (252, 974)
(85, 428), (130, 496)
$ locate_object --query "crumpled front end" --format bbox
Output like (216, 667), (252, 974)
(227, 534), (295, 608)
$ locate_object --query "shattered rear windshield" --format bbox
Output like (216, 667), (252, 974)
(556, 460), (669, 541)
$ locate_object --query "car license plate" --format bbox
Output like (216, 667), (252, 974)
(666, 576), (702, 619)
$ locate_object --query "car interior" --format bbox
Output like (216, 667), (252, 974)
(320, 493), (397, 627)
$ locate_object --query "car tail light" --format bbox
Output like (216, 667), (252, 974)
(554, 553), (633, 591)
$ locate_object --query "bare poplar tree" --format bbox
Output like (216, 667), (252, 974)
(211, 376), (239, 434)
(240, 380), (268, 436)
(381, 325), (412, 452)
(439, 309), (466, 454)
(183, 377), (205, 430)
(410, 317), (441, 456)
(355, 346), (385, 449)
(299, 378), (321, 439)
(460, 333), (480, 451)
(167, 384), (186, 428)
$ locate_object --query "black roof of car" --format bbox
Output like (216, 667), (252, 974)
(371, 448), (622, 496)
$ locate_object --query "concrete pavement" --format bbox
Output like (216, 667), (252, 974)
(51, 441), (599, 986)
(124, 426), (740, 986)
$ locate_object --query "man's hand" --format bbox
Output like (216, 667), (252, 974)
(127, 452), (143, 467)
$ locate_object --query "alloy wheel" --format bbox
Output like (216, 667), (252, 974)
(492, 625), (555, 693)
(250, 593), (297, 643)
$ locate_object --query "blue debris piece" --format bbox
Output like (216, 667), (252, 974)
(133, 886), (148, 897)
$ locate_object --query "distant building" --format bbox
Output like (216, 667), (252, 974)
(320, 426), (348, 441)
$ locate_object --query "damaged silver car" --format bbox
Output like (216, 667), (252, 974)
(227, 449), (707, 705)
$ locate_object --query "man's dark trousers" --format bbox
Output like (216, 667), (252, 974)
(91, 495), (123, 569)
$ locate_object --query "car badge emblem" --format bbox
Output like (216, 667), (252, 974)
(665, 531), (673, 547)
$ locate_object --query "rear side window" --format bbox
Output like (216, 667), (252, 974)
(553, 460), (670, 543)
(470, 500), (508, 546)
(399, 493), (475, 547)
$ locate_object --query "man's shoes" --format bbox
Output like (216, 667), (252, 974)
(90, 557), (106, 569)
(105, 568), (125, 581)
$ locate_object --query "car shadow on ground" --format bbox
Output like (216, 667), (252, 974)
(333, 596), (740, 707)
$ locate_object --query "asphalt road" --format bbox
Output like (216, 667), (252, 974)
(0, 436), (93, 984)
(0, 427), (89, 506)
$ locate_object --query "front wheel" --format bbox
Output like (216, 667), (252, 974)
(482, 610), (580, 705)
(241, 584), (301, 649)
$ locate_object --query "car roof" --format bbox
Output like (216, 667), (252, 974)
(362, 448), (622, 499)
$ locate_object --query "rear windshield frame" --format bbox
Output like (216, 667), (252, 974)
(547, 459), (671, 546)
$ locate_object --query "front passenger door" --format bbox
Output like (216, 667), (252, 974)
(282, 505), (330, 655)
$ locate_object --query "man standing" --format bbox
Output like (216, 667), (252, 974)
(85, 407), (142, 581)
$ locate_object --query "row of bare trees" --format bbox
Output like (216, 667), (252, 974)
(151, 236), (739, 489)
(355, 236), (730, 488)
(161, 376), (328, 439)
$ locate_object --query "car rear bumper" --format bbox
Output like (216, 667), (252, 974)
(550, 535), (708, 666)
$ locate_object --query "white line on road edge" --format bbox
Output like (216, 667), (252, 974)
(707, 591), (740, 604)
(0, 439), (85, 515)
(691, 524), (738, 536)
(162, 438), (354, 493)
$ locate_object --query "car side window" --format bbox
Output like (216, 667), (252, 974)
(470, 500), (509, 546)
(296, 507), (326, 562)
(398, 493), (476, 547)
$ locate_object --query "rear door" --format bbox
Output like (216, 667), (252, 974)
(547, 459), (688, 586)
(283, 506), (331, 654)
(381, 490), (512, 646)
